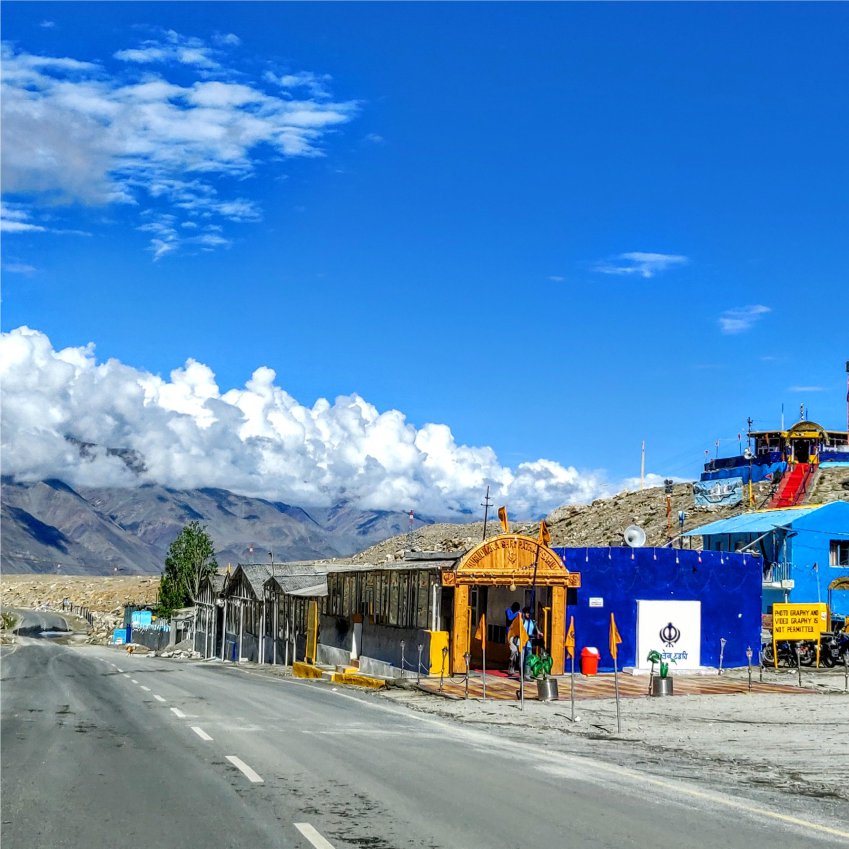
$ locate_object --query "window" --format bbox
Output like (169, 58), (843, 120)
(830, 540), (849, 567)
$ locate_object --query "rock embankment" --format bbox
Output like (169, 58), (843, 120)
(353, 481), (773, 562)
(808, 465), (849, 504)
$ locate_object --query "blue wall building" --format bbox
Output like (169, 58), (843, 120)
(685, 501), (849, 621)
(554, 547), (762, 673)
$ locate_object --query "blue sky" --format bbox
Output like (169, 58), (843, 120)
(2, 3), (848, 516)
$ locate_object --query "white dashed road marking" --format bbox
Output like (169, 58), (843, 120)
(170, 708), (186, 718)
(140, 686), (151, 692)
(191, 726), (213, 741)
(154, 694), (166, 703)
(131, 679), (139, 684)
(225, 756), (263, 783)
(294, 823), (336, 849)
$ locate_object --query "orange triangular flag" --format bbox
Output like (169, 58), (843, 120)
(508, 612), (529, 650)
(538, 520), (551, 548)
(497, 506), (509, 534)
(609, 612), (622, 661)
(474, 613), (486, 650)
(565, 616), (575, 659)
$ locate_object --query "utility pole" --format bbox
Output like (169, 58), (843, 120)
(481, 486), (492, 540)
(664, 479), (674, 543)
(640, 441), (646, 490)
(407, 510), (414, 552)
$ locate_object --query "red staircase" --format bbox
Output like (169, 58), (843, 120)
(768, 462), (813, 508)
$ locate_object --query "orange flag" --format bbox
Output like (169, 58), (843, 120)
(538, 519), (551, 548)
(609, 612), (622, 661)
(474, 613), (487, 651)
(508, 612), (529, 650)
(498, 506), (509, 534)
(565, 616), (575, 659)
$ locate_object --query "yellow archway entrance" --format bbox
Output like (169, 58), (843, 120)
(828, 576), (849, 625)
(441, 534), (580, 676)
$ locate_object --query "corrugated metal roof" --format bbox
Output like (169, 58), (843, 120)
(327, 559), (457, 574)
(684, 505), (822, 537)
(266, 570), (327, 595)
(287, 583), (328, 598)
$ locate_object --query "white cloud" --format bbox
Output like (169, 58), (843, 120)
(593, 251), (688, 279)
(40, 20), (56, 29)
(1, 36), (358, 256)
(548, 275), (565, 283)
(718, 304), (771, 335)
(787, 385), (824, 393)
(0, 326), (633, 518)
(1, 202), (46, 233)
(114, 31), (219, 68)
(214, 33), (241, 47)
(2, 261), (37, 274)
(264, 70), (332, 98)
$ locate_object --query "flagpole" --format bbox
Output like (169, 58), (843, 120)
(519, 646), (525, 710)
(570, 648), (576, 721)
(482, 642), (486, 701)
(613, 652), (621, 733)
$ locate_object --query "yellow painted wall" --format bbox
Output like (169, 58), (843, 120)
(426, 630), (450, 677)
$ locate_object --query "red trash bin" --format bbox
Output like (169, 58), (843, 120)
(581, 646), (600, 675)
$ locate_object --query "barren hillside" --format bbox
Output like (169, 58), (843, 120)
(353, 481), (773, 561)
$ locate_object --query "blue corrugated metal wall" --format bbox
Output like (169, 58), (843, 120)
(785, 502), (849, 617)
(553, 547), (762, 672)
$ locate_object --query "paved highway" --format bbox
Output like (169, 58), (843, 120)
(2, 634), (847, 849)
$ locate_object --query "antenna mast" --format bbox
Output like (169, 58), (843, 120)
(407, 510), (415, 552)
(640, 440), (645, 490)
(480, 485), (492, 541)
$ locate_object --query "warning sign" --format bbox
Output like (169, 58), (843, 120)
(772, 603), (828, 640)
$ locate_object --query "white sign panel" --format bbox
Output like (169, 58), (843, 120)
(636, 600), (701, 670)
(588, 597), (604, 608)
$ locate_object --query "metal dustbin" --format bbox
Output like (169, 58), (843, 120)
(537, 678), (559, 701)
(651, 676), (673, 697)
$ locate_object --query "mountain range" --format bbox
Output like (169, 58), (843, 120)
(1, 478), (434, 575)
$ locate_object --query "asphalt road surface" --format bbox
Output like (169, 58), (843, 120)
(3, 634), (848, 849)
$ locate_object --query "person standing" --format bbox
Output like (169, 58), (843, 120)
(521, 607), (538, 680)
(505, 602), (521, 673)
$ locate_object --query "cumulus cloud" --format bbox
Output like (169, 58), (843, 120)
(718, 304), (771, 334)
(0, 327), (629, 518)
(593, 251), (688, 279)
(1, 35), (358, 255)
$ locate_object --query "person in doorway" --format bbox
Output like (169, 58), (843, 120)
(521, 607), (539, 680)
(505, 602), (520, 628)
(505, 602), (521, 674)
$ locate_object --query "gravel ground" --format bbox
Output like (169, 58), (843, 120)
(379, 666), (849, 824)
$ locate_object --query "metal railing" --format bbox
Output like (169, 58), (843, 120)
(60, 601), (94, 626)
(762, 561), (792, 585)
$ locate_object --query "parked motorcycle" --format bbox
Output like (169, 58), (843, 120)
(819, 631), (849, 668)
(761, 638), (814, 667)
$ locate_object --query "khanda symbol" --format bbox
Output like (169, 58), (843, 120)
(660, 622), (681, 647)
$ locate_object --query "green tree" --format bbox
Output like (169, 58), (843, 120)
(159, 521), (218, 615)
